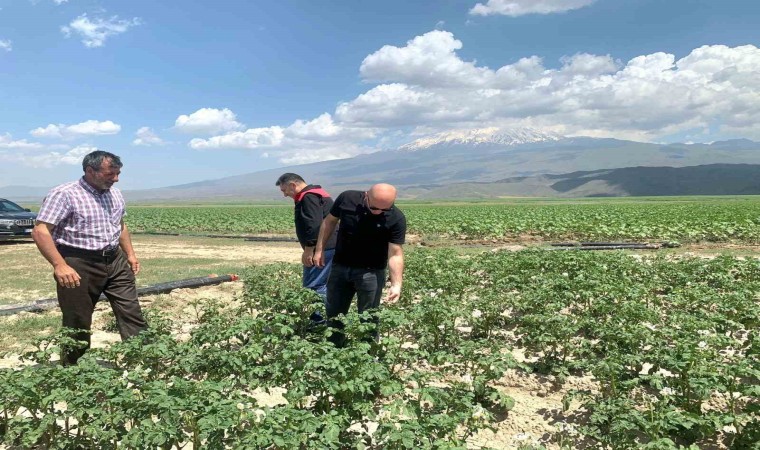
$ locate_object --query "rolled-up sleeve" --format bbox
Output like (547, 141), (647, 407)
(36, 190), (71, 226)
(390, 214), (406, 245)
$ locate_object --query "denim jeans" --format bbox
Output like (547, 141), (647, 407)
(303, 248), (335, 298)
(325, 263), (385, 346)
(303, 248), (334, 323)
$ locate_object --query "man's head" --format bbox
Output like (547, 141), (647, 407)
(82, 150), (122, 191)
(275, 173), (307, 199)
(365, 183), (397, 215)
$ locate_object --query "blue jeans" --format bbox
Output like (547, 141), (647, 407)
(303, 248), (334, 297)
(325, 263), (385, 346)
(304, 249), (334, 322)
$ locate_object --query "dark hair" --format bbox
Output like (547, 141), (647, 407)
(275, 173), (305, 186)
(82, 150), (122, 172)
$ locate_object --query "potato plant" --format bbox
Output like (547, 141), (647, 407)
(1, 249), (758, 448)
(0, 260), (516, 449)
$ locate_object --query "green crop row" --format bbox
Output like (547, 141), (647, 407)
(2, 249), (757, 448)
(403, 249), (759, 448)
(124, 197), (760, 243)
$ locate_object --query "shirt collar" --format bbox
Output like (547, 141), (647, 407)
(79, 177), (107, 195)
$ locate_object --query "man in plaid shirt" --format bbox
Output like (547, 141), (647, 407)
(32, 150), (147, 365)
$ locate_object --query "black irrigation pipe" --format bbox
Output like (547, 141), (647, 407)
(0, 274), (240, 317)
(243, 236), (298, 242)
(554, 245), (661, 251)
(549, 241), (681, 251)
(133, 231), (297, 242)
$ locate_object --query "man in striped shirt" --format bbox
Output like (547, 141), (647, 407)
(32, 150), (147, 365)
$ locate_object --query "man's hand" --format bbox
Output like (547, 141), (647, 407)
(314, 215), (338, 269)
(313, 249), (325, 268)
(33, 221), (81, 288)
(301, 246), (315, 267)
(127, 254), (141, 275)
(386, 284), (401, 303)
(54, 263), (81, 288)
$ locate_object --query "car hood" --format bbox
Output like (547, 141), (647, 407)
(0, 211), (37, 220)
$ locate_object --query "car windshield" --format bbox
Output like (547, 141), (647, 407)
(0, 200), (26, 212)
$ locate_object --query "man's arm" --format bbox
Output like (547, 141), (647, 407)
(119, 219), (140, 275)
(386, 243), (404, 303)
(31, 222), (81, 288)
(313, 214), (339, 268)
(298, 194), (322, 267)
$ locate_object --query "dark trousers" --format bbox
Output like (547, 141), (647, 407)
(57, 247), (148, 365)
(325, 263), (385, 346)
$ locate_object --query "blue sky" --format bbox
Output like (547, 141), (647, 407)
(1, 0), (759, 189)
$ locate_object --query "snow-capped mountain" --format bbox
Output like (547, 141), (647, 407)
(398, 127), (563, 151)
(9, 136), (760, 202)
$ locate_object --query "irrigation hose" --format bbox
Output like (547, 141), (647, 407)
(133, 231), (297, 242)
(0, 274), (240, 316)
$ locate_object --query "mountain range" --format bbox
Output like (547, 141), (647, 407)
(2, 130), (759, 202)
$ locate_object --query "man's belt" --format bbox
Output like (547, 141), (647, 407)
(57, 245), (120, 259)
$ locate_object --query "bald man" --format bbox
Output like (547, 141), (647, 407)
(314, 184), (406, 346)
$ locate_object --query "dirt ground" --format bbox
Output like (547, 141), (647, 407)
(0, 236), (303, 304)
(133, 238), (302, 263)
(1, 237), (754, 449)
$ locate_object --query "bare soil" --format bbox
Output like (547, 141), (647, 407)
(134, 239), (301, 263)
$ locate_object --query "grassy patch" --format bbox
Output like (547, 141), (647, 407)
(0, 242), (53, 304)
(0, 235), (274, 305)
(0, 313), (61, 353)
(0, 256), (248, 306)
(136, 257), (245, 285)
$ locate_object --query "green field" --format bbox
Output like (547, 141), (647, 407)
(124, 196), (760, 243)
(2, 196), (758, 448)
(1, 249), (758, 448)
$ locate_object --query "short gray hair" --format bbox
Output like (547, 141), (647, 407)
(82, 150), (122, 172)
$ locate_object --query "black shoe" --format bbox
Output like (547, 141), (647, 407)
(309, 311), (325, 325)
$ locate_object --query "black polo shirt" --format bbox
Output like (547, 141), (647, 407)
(330, 190), (406, 270)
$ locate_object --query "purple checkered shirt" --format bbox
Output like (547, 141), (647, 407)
(36, 177), (126, 251)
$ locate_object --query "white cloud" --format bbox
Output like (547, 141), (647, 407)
(559, 53), (620, 76)
(189, 126), (284, 150)
(30, 124), (64, 139)
(187, 113), (377, 163)
(0, 145), (96, 168)
(67, 120), (121, 135)
(0, 133), (46, 150)
(132, 127), (165, 146)
(286, 113), (342, 140)
(53, 0), (69, 4)
(277, 144), (374, 165)
(470, 0), (596, 16)
(31, 120), (121, 139)
(336, 83), (470, 127)
(340, 30), (760, 142)
(285, 113), (374, 141)
(0, 40), (11, 52)
(174, 108), (243, 134)
(59, 145), (96, 165)
(61, 14), (141, 48)
(360, 31), (492, 88)
(180, 33), (760, 165)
